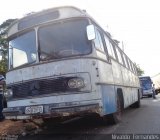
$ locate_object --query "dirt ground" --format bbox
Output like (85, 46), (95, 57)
(0, 120), (24, 136)
(0, 119), (42, 137)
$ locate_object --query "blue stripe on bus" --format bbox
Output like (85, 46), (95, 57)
(101, 85), (116, 115)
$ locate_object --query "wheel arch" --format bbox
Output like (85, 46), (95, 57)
(116, 88), (124, 110)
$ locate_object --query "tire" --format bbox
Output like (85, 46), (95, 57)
(102, 93), (122, 125)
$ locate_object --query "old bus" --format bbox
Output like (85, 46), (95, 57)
(3, 6), (141, 124)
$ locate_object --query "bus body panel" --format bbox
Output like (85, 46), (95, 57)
(7, 92), (101, 107)
(96, 59), (114, 85)
(7, 59), (98, 85)
(111, 60), (124, 85)
(122, 87), (138, 108)
(95, 58), (140, 114)
(94, 57), (117, 115)
(121, 67), (130, 87)
(101, 85), (116, 115)
(4, 58), (104, 118)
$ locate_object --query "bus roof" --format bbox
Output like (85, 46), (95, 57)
(7, 6), (87, 37)
(139, 76), (152, 81)
(7, 5), (120, 48)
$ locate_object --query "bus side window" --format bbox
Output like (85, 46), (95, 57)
(115, 47), (124, 65)
(94, 29), (105, 52)
(134, 65), (138, 75)
(123, 53), (129, 69)
(104, 35), (116, 59)
(132, 64), (136, 74)
(130, 61), (135, 72)
(132, 62), (136, 74)
(127, 57), (131, 71)
(129, 60), (134, 72)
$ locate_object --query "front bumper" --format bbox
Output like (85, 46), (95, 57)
(3, 103), (101, 120)
(143, 92), (153, 96)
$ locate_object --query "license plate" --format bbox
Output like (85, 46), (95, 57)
(25, 106), (43, 114)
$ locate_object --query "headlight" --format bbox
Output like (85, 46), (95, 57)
(4, 89), (13, 98)
(68, 78), (85, 89)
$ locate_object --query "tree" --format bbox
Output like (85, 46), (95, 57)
(0, 59), (7, 76)
(0, 19), (17, 75)
(0, 19), (16, 36)
(135, 63), (144, 76)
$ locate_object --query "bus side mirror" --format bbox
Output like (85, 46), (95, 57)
(86, 25), (96, 40)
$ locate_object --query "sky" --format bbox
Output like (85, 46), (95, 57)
(0, 0), (160, 76)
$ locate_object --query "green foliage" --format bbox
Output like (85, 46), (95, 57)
(135, 63), (144, 76)
(0, 19), (16, 75)
(0, 19), (16, 36)
(0, 59), (7, 75)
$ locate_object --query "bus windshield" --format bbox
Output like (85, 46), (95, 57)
(38, 19), (91, 61)
(9, 31), (37, 68)
(9, 19), (91, 69)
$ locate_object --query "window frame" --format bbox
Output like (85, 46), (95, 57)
(122, 53), (129, 69)
(8, 29), (37, 69)
(115, 46), (124, 65)
(94, 28), (106, 53)
(38, 18), (92, 61)
(103, 34), (117, 60)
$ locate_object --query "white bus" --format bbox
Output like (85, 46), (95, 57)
(3, 6), (141, 124)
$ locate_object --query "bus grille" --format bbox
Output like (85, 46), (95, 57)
(9, 77), (78, 99)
